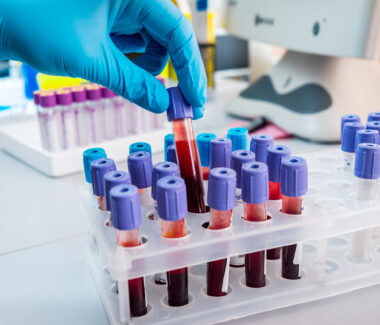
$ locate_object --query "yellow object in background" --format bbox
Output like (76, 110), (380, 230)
(37, 74), (85, 90)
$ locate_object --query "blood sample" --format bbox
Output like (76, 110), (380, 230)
(164, 133), (175, 161)
(166, 145), (178, 164)
(341, 122), (364, 172)
(101, 87), (116, 140)
(367, 112), (380, 122)
(83, 148), (107, 194)
(85, 84), (104, 143)
(129, 142), (152, 155)
(349, 144), (380, 263)
(355, 129), (379, 150)
(110, 184), (147, 318)
(206, 168), (236, 296)
(242, 162), (269, 288)
(250, 134), (274, 164)
(128, 151), (154, 206)
(280, 156), (308, 280)
(341, 114), (360, 138)
(166, 87), (206, 213)
(56, 89), (75, 150)
(196, 132), (216, 180)
(227, 127), (249, 151)
(210, 138), (232, 169)
(72, 86), (88, 146)
(366, 121), (380, 135)
(156, 176), (189, 306)
(39, 91), (60, 152)
(91, 158), (116, 210)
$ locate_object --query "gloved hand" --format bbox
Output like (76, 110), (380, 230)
(0, 0), (206, 118)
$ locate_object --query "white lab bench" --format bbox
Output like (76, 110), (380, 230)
(1, 79), (379, 325)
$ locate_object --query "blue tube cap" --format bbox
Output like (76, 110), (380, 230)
(110, 184), (142, 230)
(196, 133), (217, 167)
(152, 162), (180, 200)
(227, 127), (249, 151)
(241, 162), (269, 204)
(164, 134), (175, 161)
(355, 129), (379, 150)
(250, 134), (274, 163)
(127, 151), (153, 189)
(207, 168), (236, 211)
(368, 112), (380, 122)
(166, 87), (193, 122)
(280, 156), (308, 197)
(366, 121), (380, 133)
(166, 145), (178, 164)
(231, 150), (256, 189)
(341, 114), (361, 137)
(210, 138), (232, 169)
(341, 122), (365, 153)
(267, 145), (291, 183)
(83, 148), (106, 183)
(129, 142), (152, 154)
(91, 158), (116, 197)
(157, 176), (188, 221)
(104, 171), (131, 211)
(354, 143), (380, 179)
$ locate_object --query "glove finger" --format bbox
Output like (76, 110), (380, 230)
(110, 33), (146, 53)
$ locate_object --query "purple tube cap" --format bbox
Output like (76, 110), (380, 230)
(231, 150), (256, 189)
(56, 90), (73, 105)
(40, 92), (57, 108)
(110, 184), (142, 230)
(152, 162), (180, 200)
(91, 158), (116, 197)
(355, 129), (379, 149)
(104, 170), (131, 211)
(72, 87), (86, 103)
(166, 145), (178, 164)
(207, 168), (236, 211)
(166, 87), (193, 122)
(280, 156), (308, 197)
(128, 151), (153, 189)
(33, 91), (41, 105)
(366, 121), (380, 132)
(354, 143), (380, 179)
(101, 87), (115, 98)
(368, 112), (380, 122)
(341, 122), (365, 153)
(157, 176), (188, 221)
(250, 134), (274, 163)
(267, 145), (291, 183)
(241, 162), (269, 204)
(210, 138), (232, 169)
(86, 85), (102, 101)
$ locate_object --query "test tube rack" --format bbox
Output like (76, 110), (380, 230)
(0, 119), (169, 177)
(79, 149), (380, 325)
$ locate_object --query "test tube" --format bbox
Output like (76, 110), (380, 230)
(166, 145), (178, 164)
(34, 90), (48, 150)
(196, 132), (217, 180)
(266, 145), (291, 260)
(227, 127), (249, 151)
(368, 112), (380, 122)
(154, 77), (168, 129)
(129, 142), (152, 155)
(206, 168), (236, 296)
(128, 151), (154, 206)
(355, 129), (379, 150)
(280, 156), (308, 280)
(83, 148), (107, 194)
(56, 89), (76, 150)
(91, 158), (116, 210)
(210, 138), (232, 169)
(112, 95), (128, 138)
(366, 121), (380, 135)
(85, 84), (104, 143)
(341, 122), (364, 171)
(242, 162), (269, 288)
(156, 176), (189, 307)
(110, 184), (148, 319)
(164, 133), (175, 161)
(101, 87), (116, 140)
(39, 91), (60, 152)
(166, 87), (206, 213)
(72, 86), (89, 146)
(341, 114), (360, 137)
(250, 134), (274, 164)
(125, 100), (143, 134)
(349, 143), (380, 263)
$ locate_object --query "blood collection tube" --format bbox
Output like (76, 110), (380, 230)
(166, 145), (178, 164)
(39, 91), (60, 152)
(227, 127), (249, 151)
(112, 95), (128, 137)
(156, 176), (189, 306)
(164, 133), (175, 161)
(280, 156), (308, 280)
(341, 122), (364, 171)
(242, 162), (269, 287)
(341, 114), (360, 137)
(154, 77), (168, 129)
(196, 132), (217, 180)
(129, 142), (152, 155)
(166, 87), (206, 213)
(366, 121), (380, 135)
(210, 138), (232, 170)
(72, 86), (89, 146)
(34, 90), (48, 150)
(250, 134), (274, 164)
(128, 151), (154, 206)
(349, 143), (380, 263)
(101, 87), (116, 140)
(83, 147), (107, 194)
(368, 112), (380, 122)
(85, 84), (104, 143)
(206, 168), (236, 296)
(355, 129), (379, 150)
(110, 184), (147, 318)
(266, 145), (291, 260)
(125, 100), (143, 134)
(91, 158), (116, 210)
(56, 89), (75, 150)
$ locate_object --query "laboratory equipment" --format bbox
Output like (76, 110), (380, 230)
(56, 89), (75, 150)
(129, 142), (152, 154)
(341, 114), (361, 137)
(366, 121), (380, 134)
(196, 132), (217, 180)
(250, 134), (273, 164)
(209, 138), (232, 169)
(91, 158), (116, 210)
(164, 133), (174, 161)
(341, 122), (364, 171)
(166, 145), (178, 164)
(226, 127), (249, 151)
(368, 112), (380, 122)
(85, 84), (104, 144)
(83, 147), (107, 193)
(72, 86), (89, 146)
(355, 129), (379, 150)
(39, 91), (60, 152)
(101, 87), (116, 140)
(103, 170), (131, 215)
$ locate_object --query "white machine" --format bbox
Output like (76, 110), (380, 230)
(226, 0), (380, 141)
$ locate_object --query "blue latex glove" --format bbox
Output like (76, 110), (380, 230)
(0, 0), (206, 118)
